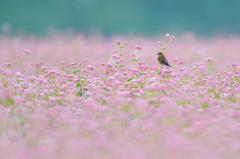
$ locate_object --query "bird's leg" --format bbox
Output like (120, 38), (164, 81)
(158, 65), (163, 74)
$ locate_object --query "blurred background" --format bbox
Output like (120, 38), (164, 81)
(0, 0), (240, 36)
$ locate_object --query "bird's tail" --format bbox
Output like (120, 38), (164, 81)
(165, 62), (171, 67)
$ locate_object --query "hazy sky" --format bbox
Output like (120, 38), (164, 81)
(0, 0), (239, 36)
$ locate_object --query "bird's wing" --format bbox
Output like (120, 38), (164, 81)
(160, 55), (167, 63)
(160, 54), (170, 66)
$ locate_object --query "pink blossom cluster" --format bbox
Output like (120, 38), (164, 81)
(0, 33), (240, 159)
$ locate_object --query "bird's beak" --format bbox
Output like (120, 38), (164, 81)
(156, 53), (158, 55)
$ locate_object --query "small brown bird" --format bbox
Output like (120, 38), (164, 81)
(156, 52), (171, 69)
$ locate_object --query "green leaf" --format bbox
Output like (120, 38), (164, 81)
(3, 82), (8, 88)
(51, 74), (56, 79)
(5, 98), (14, 106)
(81, 80), (88, 86)
(194, 82), (199, 86)
(207, 88), (216, 94)
(140, 82), (145, 88)
(134, 112), (143, 118)
(207, 88), (220, 99)
(137, 72), (143, 77)
(176, 100), (191, 106)
(99, 98), (105, 105)
(233, 76), (239, 83)
(54, 88), (58, 96)
(229, 96), (237, 103)
(122, 105), (131, 112)
(73, 69), (81, 75)
(156, 69), (161, 75)
(57, 100), (62, 106)
(146, 91), (155, 98)
(76, 82), (81, 88)
(78, 76), (85, 78)
(29, 94), (36, 99)
(200, 103), (209, 109)
(127, 77), (134, 82)
(44, 96), (49, 102)
(118, 64), (124, 68)
(131, 59), (139, 62)
(76, 91), (83, 97)
(131, 85), (139, 89)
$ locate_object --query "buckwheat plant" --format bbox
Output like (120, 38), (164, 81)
(0, 33), (240, 159)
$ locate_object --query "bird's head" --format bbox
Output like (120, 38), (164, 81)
(156, 52), (164, 55)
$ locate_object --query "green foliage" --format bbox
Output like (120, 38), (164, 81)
(207, 88), (220, 99)
(194, 82), (199, 86)
(76, 81), (81, 89)
(233, 76), (239, 84)
(145, 91), (155, 98)
(44, 96), (49, 102)
(5, 98), (14, 106)
(156, 69), (161, 75)
(99, 98), (105, 105)
(78, 76), (85, 78)
(229, 96), (237, 103)
(76, 91), (83, 97)
(122, 105), (131, 112)
(200, 103), (209, 109)
(131, 59), (139, 62)
(134, 112), (143, 118)
(51, 74), (56, 79)
(54, 88), (58, 96)
(126, 77), (134, 82)
(57, 100), (62, 106)
(3, 82), (8, 88)
(29, 94), (36, 99)
(73, 69), (81, 75)
(176, 100), (191, 106)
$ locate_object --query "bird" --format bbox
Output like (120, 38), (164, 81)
(156, 52), (171, 69)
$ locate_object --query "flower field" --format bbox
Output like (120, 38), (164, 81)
(0, 33), (240, 159)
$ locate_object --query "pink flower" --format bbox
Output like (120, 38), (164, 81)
(3, 63), (12, 68)
(165, 33), (171, 38)
(60, 61), (65, 64)
(231, 63), (239, 67)
(87, 65), (94, 71)
(112, 55), (121, 60)
(31, 62), (42, 68)
(115, 40), (121, 45)
(20, 48), (32, 54)
(177, 61), (184, 65)
(206, 57), (214, 62)
(135, 45), (142, 50)
(15, 72), (25, 78)
(157, 41), (162, 45)
(170, 36), (176, 40)
(68, 62), (77, 66)
(105, 63), (113, 68)
(137, 61), (145, 65)
(41, 66), (48, 71)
